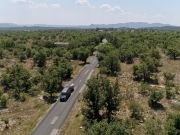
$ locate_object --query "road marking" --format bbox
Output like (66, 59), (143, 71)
(84, 70), (89, 75)
(79, 85), (86, 94)
(87, 69), (94, 80)
(79, 69), (94, 94)
(50, 116), (59, 125)
(50, 129), (58, 135)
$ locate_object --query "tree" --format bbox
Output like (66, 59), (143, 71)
(145, 118), (164, 135)
(86, 120), (129, 135)
(103, 79), (120, 122)
(57, 61), (73, 79)
(77, 47), (90, 63)
(83, 77), (102, 120)
(100, 51), (120, 76)
(19, 52), (27, 62)
(166, 113), (180, 135)
(164, 72), (175, 85)
(25, 48), (32, 58)
(150, 49), (161, 60)
(33, 50), (47, 67)
(43, 66), (62, 102)
(138, 83), (151, 96)
(133, 63), (150, 81)
(119, 48), (134, 64)
(167, 45), (180, 60)
(0, 49), (4, 59)
(149, 88), (164, 107)
(166, 86), (176, 100)
(1, 65), (31, 100)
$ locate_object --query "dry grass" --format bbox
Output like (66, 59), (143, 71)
(0, 96), (50, 135)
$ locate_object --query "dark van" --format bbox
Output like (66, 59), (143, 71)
(60, 87), (71, 102)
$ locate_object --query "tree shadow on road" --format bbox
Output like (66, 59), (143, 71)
(43, 96), (58, 104)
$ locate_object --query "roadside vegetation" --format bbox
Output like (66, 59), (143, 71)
(61, 29), (180, 135)
(0, 30), (99, 134)
(0, 29), (179, 134)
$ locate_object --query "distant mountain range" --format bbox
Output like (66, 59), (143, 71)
(0, 22), (179, 29)
(88, 22), (172, 29)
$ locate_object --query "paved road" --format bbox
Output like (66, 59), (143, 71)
(32, 55), (98, 135)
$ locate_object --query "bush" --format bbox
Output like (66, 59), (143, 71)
(33, 50), (47, 67)
(164, 72), (175, 84)
(138, 83), (150, 96)
(0, 94), (8, 108)
(165, 113), (180, 135)
(1, 65), (31, 100)
(166, 86), (176, 99)
(19, 52), (27, 62)
(129, 101), (144, 121)
(149, 88), (164, 106)
(86, 120), (129, 135)
(20, 93), (26, 102)
(145, 118), (164, 135)
(0, 88), (3, 97)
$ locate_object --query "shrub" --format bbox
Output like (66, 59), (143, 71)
(165, 113), (180, 135)
(0, 94), (8, 108)
(129, 101), (144, 121)
(149, 88), (164, 106)
(20, 93), (26, 102)
(164, 72), (175, 84)
(139, 83), (150, 96)
(166, 86), (176, 100)
(145, 118), (164, 135)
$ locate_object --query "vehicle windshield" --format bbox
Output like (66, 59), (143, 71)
(61, 92), (67, 96)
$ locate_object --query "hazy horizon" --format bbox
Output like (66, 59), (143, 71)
(0, 0), (180, 26)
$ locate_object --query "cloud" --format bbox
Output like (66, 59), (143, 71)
(100, 4), (125, 13)
(76, 0), (95, 8)
(12, 0), (32, 4)
(12, 0), (61, 8)
(51, 3), (61, 8)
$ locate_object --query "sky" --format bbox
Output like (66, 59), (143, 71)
(0, 0), (180, 26)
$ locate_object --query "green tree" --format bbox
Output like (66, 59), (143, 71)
(77, 47), (90, 63)
(0, 49), (4, 59)
(164, 72), (175, 85)
(145, 118), (164, 135)
(1, 65), (31, 100)
(167, 45), (180, 60)
(83, 77), (102, 120)
(119, 48), (134, 64)
(150, 49), (161, 60)
(100, 51), (120, 76)
(103, 79), (120, 122)
(166, 86), (176, 99)
(25, 48), (32, 58)
(133, 63), (150, 82)
(86, 120), (129, 135)
(33, 50), (47, 67)
(57, 61), (73, 79)
(149, 88), (164, 107)
(19, 52), (27, 62)
(138, 83), (151, 96)
(166, 113), (180, 135)
(43, 66), (62, 102)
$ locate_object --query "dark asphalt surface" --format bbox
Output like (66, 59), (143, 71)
(32, 55), (98, 135)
